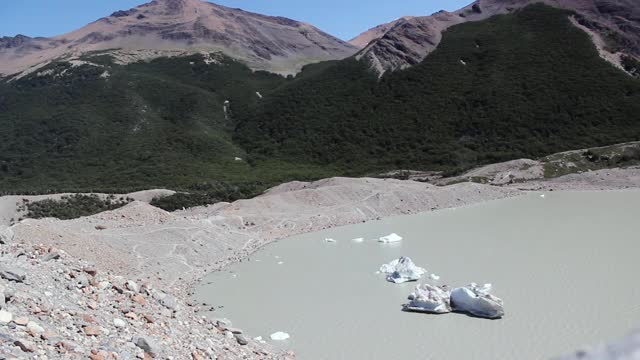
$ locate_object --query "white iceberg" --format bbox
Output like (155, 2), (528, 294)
(270, 331), (290, 341)
(450, 283), (504, 319)
(324, 238), (337, 243)
(379, 256), (426, 283)
(378, 233), (403, 243)
(403, 284), (452, 314)
(351, 238), (364, 243)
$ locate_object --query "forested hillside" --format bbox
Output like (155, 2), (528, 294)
(1, 4), (638, 197)
(236, 4), (640, 174)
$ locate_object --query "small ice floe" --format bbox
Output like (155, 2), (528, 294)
(324, 238), (337, 243)
(540, 194), (546, 198)
(379, 256), (426, 283)
(270, 332), (290, 341)
(378, 233), (403, 243)
(430, 273), (441, 281)
(351, 238), (364, 243)
(234, 157), (243, 161)
(403, 284), (452, 314)
(277, 261), (284, 265)
(460, 59), (467, 66)
(450, 283), (504, 319)
(254, 336), (266, 344)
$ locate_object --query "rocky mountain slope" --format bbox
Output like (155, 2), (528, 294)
(353, 0), (640, 74)
(347, 17), (414, 48)
(0, 0), (358, 76)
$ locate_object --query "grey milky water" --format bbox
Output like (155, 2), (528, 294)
(195, 191), (640, 360)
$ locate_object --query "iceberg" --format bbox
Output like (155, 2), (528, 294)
(379, 256), (426, 283)
(270, 331), (290, 341)
(324, 238), (337, 243)
(450, 283), (504, 319)
(403, 284), (452, 314)
(378, 233), (403, 243)
(351, 238), (364, 243)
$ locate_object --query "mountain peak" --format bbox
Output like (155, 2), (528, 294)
(0, 0), (357, 76)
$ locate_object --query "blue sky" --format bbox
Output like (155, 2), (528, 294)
(0, 0), (471, 41)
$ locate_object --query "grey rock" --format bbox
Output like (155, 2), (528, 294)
(13, 339), (35, 352)
(75, 274), (89, 288)
(160, 295), (178, 310)
(26, 321), (44, 334)
(0, 310), (12, 325)
(113, 318), (126, 328)
(126, 280), (139, 293)
(134, 336), (159, 357)
(42, 252), (61, 262)
(0, 268), (26, 283)
(234, 333), (248, 346)
(0, 226), (14, 244)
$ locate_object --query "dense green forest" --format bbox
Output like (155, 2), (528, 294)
(0, 53), (336, 194)
(235, 4), (640, 174)
(0, 4), (639, 200)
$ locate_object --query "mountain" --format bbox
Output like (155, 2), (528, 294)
(348, 17), (414, 48)
(353, 0), (640, 74)
(0, 1), (639, 199)
(235, 4), (640, 173)
(0, 0), (358, 77)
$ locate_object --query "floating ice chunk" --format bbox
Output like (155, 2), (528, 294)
(430, 274), (440, 281)
(351, 238), (364, 243)
(540, 194), (546, 198)
(324, 238), (337, 243)
(378, 233), (403, 243)
(450, 283), (504, 319)
(403, 284), (452, 314)
(379, 256), (426, 283)
(277, 261), (284, 265)
(270, 332), (290, 341)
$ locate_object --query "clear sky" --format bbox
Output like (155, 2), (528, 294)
(0, 0), (471, 41)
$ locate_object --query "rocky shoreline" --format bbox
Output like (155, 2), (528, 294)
(1, 166), (639, 358)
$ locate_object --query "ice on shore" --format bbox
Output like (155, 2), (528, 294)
(378, 233), (403, 243)
(379, 256), (426, 283)
(404, 284), (452, 314)
(450, 283), (504, 319)
(270, 331), (290, 341)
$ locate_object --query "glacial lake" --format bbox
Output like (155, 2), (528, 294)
(195, 191), (640, 360)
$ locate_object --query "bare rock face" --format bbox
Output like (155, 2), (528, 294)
(348, 17), (414, 49)
(353, 0), (640, 75)
(0, 0), (358, 76)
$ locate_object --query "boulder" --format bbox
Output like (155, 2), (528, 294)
(0, 267), (26, 283)
(379, 257), (426, 283)
(403, 284), (452, 314)
(0, 310), (12, 325)
(450, 283), (504, 319)
(135, 336), (159, 357)
(0, 226), (14, 244)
